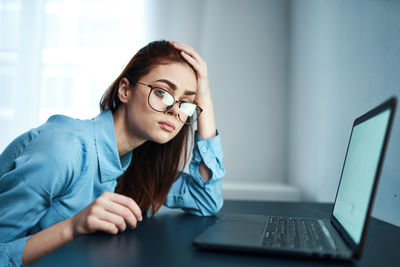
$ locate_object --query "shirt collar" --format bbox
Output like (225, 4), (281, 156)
(92, 110), (132, 183)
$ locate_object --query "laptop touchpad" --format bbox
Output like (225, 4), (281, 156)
(195, 214), (266, 246)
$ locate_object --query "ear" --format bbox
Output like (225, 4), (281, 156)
(117, 77), (132, 104)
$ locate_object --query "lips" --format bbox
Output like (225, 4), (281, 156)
(159, 121), (175, 132)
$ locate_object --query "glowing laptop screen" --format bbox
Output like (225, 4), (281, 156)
(333, 109), (391, 244)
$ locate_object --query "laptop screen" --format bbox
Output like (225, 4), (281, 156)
(332, 108), (391, 245)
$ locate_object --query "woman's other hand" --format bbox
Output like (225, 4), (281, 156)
(70, 191), (143, 236)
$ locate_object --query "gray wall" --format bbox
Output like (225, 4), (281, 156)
(143, 0), (290, 184)
(288, 0), (400, 226)
(200, 0), (290, 184)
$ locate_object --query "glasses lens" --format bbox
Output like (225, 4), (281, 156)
(149, 88), (174, 111)
(180, 102), (196, 117)
(179, 103), (199, 124)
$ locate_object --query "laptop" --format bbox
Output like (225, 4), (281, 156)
(193, 97), (397, 261)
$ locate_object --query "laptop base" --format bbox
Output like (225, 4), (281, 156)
(193, 213), (353, 261)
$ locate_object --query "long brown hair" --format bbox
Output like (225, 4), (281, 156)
(100, 40), (194, 216)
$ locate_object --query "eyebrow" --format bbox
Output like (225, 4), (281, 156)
(155, 79), (196, 96)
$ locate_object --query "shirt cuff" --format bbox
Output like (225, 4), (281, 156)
(4, 236), (30, 266)
(192, 130), (223, 165)
(190, 130), (225, 187)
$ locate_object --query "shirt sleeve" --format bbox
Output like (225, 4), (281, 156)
(0, 237), (30, 267)
(164, 131), (225, 216)
(0, 132), (79, 266)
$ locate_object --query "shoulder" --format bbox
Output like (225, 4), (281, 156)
(1, 114), (97, 173)
(14, 115), (96, 173)
(40, 115), (96, 165)
(0, 114), (98, 198)
(45, 114), (91, 136)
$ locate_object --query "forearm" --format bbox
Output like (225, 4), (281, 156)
(197, 96), (216, 140)
(22, 217), (74, 265)
(197, 89), (217, 182)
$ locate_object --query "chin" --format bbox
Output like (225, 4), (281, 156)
(150, 132), (175, 144)
(153, 138), (170, 144)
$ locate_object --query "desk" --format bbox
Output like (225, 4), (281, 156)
(34, 200), (399, 267)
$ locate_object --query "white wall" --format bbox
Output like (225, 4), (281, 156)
(288, 0), (400, 226)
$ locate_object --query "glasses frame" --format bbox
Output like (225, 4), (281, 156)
(125, 77), (203, 125)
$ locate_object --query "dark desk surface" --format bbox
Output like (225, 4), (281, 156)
(34, 200), (400, 267)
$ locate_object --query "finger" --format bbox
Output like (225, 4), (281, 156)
(102, 198), (138, 228)
(181, 51), (202, 73)
(170, 41), (205, 65)
(106, 192), (143, 221)
(97, 208), (127, 232)
(170, 41), (195, 53)
(90, 216), (119, 235)
(170, 41), (207, 72)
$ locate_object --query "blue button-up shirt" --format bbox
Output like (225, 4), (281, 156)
(0, 110), (225, 266)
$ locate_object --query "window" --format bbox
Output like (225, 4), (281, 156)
(0, 0), (144, 151)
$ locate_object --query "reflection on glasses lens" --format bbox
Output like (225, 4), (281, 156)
(180, 103), (196, 116)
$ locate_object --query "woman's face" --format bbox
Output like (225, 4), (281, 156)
(124, 63), (197, 144)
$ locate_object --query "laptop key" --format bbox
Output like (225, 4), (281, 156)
(263, 216), (334, 251)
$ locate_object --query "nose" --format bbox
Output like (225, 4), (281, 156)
(166, 101), (180, 117)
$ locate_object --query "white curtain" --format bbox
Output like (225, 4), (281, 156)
(0, 0), (145, 151)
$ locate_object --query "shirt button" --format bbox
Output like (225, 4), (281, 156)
(201, 146), (207, 153)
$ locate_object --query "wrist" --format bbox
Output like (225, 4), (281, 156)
(197, 93), (213, 109)
(196, 79), (211, 98)
(63, 217), (77, 241)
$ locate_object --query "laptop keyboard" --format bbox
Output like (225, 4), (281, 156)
(262, 216), (335, 251)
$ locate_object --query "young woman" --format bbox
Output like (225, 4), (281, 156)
(0, 40), (225, 266)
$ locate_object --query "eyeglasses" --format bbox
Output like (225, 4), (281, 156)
(127, 78), (203, 125)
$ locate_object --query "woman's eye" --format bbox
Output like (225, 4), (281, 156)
(154, 88), (166, 97)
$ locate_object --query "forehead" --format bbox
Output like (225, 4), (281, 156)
(142, 63), (197, 92)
